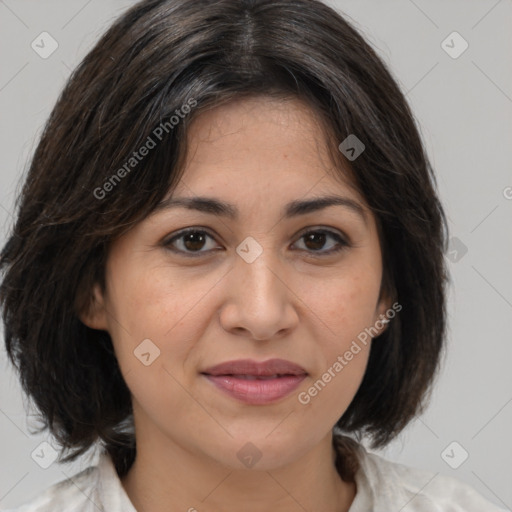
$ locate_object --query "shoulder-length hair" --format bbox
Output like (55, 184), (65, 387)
(0, 0), (449, 478)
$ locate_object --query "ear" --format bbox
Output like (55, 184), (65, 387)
(372, 291), (393, 338)
(78, 282), (109, 331)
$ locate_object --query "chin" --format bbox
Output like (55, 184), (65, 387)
(201, 430), (318, 472)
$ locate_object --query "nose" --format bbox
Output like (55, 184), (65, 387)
(218, 247), (299, 341)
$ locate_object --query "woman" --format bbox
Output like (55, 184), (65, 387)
(0, 0), (505, 510)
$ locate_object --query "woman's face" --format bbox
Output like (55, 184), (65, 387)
(85, 96), (390, 470)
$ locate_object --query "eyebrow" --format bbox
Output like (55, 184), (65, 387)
(154, 194), (368, 225)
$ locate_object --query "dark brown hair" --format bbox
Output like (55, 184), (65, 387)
(0, 0), (449, 478)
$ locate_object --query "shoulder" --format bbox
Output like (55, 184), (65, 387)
(2, 464), (101, 512)
(354, 443), (507, 511)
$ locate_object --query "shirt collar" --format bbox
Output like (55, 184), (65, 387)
(96, 451), (138, 512)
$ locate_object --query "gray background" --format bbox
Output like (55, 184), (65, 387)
(1, 0), (511, 509)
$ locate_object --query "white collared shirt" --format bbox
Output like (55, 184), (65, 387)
(3, 443), (507, 511)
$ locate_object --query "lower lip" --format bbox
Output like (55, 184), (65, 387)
(203, 374), (307, 405)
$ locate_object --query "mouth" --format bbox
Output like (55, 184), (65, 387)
(201, 358), (308, 405)
(216, 374), (296, 380)
(202, 358), (307, 377)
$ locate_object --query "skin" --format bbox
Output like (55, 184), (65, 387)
(81, 96), (391, 512)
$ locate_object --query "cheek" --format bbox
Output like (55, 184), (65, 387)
(105, 259), (218, 372)
(297, 275), (375, 422)
(103, 266), (204, 418)
(297, 269), (379, 402)
(310, 269), (381, 342)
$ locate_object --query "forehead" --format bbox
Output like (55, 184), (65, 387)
(173, 95), (363, 204)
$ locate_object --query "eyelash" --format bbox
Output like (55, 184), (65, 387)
(163, 227), (350, 258)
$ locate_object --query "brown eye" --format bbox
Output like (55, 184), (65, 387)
(164, 229), (219, 256)
(303, 232), (328, 251)
(164, 227), (349, 258)
(181, 231), (208, 251)
(293, 229), (349, 255)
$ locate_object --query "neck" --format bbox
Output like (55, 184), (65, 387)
(121, 431), (356, 512)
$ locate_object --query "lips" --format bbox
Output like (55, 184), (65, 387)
(202, 358), (307, 377)
(201, 358), (307, 405)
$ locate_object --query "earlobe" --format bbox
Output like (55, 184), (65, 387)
(374, 296), (393, 337)
(78, 283), (109, 331)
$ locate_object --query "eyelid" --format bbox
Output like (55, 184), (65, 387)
(162, 225), (351, 257)
(163, 227), (222, 255)
(292, 227), (351, 256)
(294, 225), (349, 243)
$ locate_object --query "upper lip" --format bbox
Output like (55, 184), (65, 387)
(202, 358), (307, 377)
